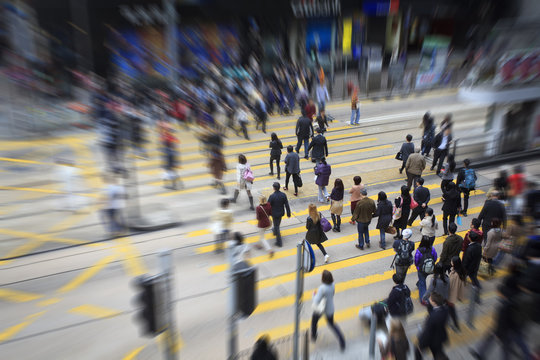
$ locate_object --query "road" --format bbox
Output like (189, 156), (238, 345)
(1, 89), (537, 359)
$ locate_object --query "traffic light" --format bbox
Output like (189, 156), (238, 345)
(132, 275), (166, 337)
(235, 266), (257, 317)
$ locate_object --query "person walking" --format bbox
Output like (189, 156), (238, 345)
(349, 176), (365, 225)
(254, 95), (268, 133)
(212, 198), (234, 253)
(393, 186), (412, 239)
(415, 236), (438, 304)
(283, 145), (301, 196)
(386, 273), (413, 319)
(483, 218), (502, 275)
(462, 218), (483, 253)
(405, 148), (426, 190)
(419, 207), (438, 245)
(380, 318), (410, 360)
(101, 174), (126, 237)
(440, 153), (456, 191)
(414, 292), (449, 360)
(442, 182), (461, 235)
(268, 182), (291, 247)
(462, 231), (483, 302)
(392, 229), (415, 281)
(255, 196), (274, 258)
(351, 188), (376, 250)
(315, 158), (332, 203)
(438, 223), (463, 272)
(399, 134), (415, 174)
(311, 270), (346, 351)
(329, 179), (344, 232)
(431, 127), (452, 175)
(231, 154), (255, 210)
(457, 158), (476, 216)
(408, 177), (431, 225)
(236, 104), (250, 140)
(350, 88), (360, 125)
(316, 82), (330, 112)
(421, 113), (436, 156)
(208, 147), (227, 195)
(295, 109), (314, 159)
(308, 127), (329, 164)
(315, 109), (329, 134)
(447, 256), (466, 331)
(268, 133), (283, 179)
(422, 263), (449, 309)
(478, 191), (507, 240)
(306, 204), (330, 263)
(374, 191), (393, 249)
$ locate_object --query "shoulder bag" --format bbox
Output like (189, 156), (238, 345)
(319, 213), (332, 232)
(243, 165), (255, 182)
(312, 296), (327, 315)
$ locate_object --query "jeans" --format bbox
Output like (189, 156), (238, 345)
(442, 212), (456, 234)
(350, 108), (360, 124)
(318, 186), (329, 202)
(421, 141), (432, 157)
(417, 271), (428, 302)
(285, 172), (299, 194)
(311, 313), (345, 349)
(395, 265), (410, 281)
(432, 148), (448, 174)
(296, 136), (310, 158)
(357, 222), (370, 247)
(379, 229), (386, 248)
(460, 187), (471, 213)
(273, 216), (283, 246)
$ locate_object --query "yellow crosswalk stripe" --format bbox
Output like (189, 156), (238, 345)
(59, 254), (117, 293)
(0, 311), (47, 343)
(122, 346), (145, 360)
(69, 304), (121, 319)
(0, 289), (44, 303)
(114, 237), (148, 277)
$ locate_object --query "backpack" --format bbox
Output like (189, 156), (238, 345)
(395, 240), (413, 266)
(395, 284), (414, 316)
(420, 247), (435, 274)
(460, 168), (476, 190)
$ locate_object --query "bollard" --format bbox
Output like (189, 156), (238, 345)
(302, 330), (309, 360)
(292, 241), (304, 360)
(368, 311), (377, 359)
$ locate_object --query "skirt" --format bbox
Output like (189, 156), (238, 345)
(330, 199), (343, 215)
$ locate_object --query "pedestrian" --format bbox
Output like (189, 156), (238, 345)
(212, 198), (234, 253)
(350, 88), (360, 125)
(507, 164), (526, 212)
(423, 263), (449, 309)
(462, 218), (483, 253)
(414, 292), (449, 360)
(420, 113), (435, 156)
(399, 134), (415, 174)
(268, 133), (283, 179)
(483, 218), (502, 275)
(329, 179), (344, 232)
(408, 177), (431, 225)
(440, 153), (456, 191)
(462, 231), (483, 302)
(315, 109), (329, 134)
(236, 104), (250, 140)
(431, 127), (452, 175)
(478, 190), (507, 239)
(305, 99), (317, 121)
(447, 256), (466, 331)
(442, 182), (461, 235)
(419, 207), (438, 245)
(316, 82), (330, 112)
(308, 127), (328, 164)
(386, 274), (413, 319)
(231, 154), (255, 210)
(230, 231), (251, 264)
(393, 186), (412, 239)
(208, 147), (227, 195)
(255, 196), (274, 258)
(374, 191), (393, 250)
(349, 176), (365, 225)
(283, 145), (301, 196)
(392, 229), (415, 281)
(101, 174), (126, 237)
(438, 223), (463, 272)
(160, 120), (181, 190)
(493, 169), (509, 200)
(314, 158), (331, 203)
(254, 95), (268, 133)
(380, 318), (410, 360)
(311, 270), (346, 351)
(440, 113), (453, 133)
(295, 109), (314, 159)
(55, 158), (84, 211)
(306, 204), (330, 263)
(351, 188), (377, 250)
(457, 158), (476, 217)
(268, 182), (291, 247)
(415, 235), (438, 304)
(250, 335), (277, 360)
(405, 148), (426, 190)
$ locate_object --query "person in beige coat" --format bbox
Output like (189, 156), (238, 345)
(447, 256), (466, 331)
(483, 218), (503, 275)
(405, 147), (426, 189)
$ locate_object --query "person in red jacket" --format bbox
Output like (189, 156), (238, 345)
(305, 99), (317, 121)
(255, 196), (274, 257)
(462, 218), (483, 253)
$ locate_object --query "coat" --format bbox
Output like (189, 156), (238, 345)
(268, 190), (291, 218)
(483, 228), (502, 259)
(256, 203), (272, 229)
(439, 234), (463, 266)
(387, 284), (411, 317)
(295, 116), (313, 139)
(374, 199), (393, 230)
(315, 163), (331, 187)
(442, 188), (461, 215)
(423, 274), (449, 302)
(208, 150), (226, 180)
(420, 215), (438, 237)
(400, 142), (415, 163)
(463, 241), (482, 277)
(418, 306), (448, 351)
(448, 269), (466, 304)
(306, 216), (328, 245)
(393, 195), (411, 229)
(405, 153), (426, 176)
(284, 152), (300, 174)
(308, 135), (328, 160)
(313, 283), (335, 316)
(413, 185), (431, 205)
(478, 199), (507, 230)
(269, 139), (283, 157)
(351, 197), (377, 224)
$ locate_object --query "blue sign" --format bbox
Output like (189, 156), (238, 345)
(303, 240), (316, 273)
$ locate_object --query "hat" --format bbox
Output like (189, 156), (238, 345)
(360, 188), (368, 196)
(402, 229), (413, 239)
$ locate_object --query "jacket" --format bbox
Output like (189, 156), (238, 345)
(393, 239), (415, 266)
(393, 195), (411, 230)
(483, 228), (502, 259)
(387, 284), (411, 317)
(313, 283), (336, 316)
(284, 152), (300, 174)
(415, 246), (438, 270)
(434, 132), (452, 150)
(413, 185), (431, 205)
(420, 215), (438, 237)
(448, 269), (466, 304)
(374, 200), (393, 230)
(423, 274), (449, 302)
(418, 306), (448, 350)
(256, 203), (272, 229)
(269, 139), (283, 157)
(442, 188), (461, 215)
(399, 142), (415, 163)
(462, 241), (482, 277)
(351, 197), (376, 224)
(295, 116), (313, 138)
(462, 228), (483, 252)
(439, 234), (463, 266)
(349, 184), (365, 202)
(315, 163), (331, 187)
(308, 135), (328, 160)
(268, 191), (291, 218)
(405, 153), (426, 176)
(330, 187), (344, 201)
(306, 216), (328, 245)
(478, 199), (507, 229)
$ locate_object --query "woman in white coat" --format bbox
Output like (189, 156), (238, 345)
(230, 154), (254, 210)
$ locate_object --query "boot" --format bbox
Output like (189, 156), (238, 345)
(230, 189), (239, 203)
(277, 166), (281, 180)
(331, 214), (337, 232)
(337, 215), (341, 232)
(248, 196), (255, 211)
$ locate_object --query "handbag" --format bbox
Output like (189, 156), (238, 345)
(410, 197), (419, 209)
(243, 166), (254, 182)
(478, 259), (491, 278)
(293, 173), (303, 187)
(385, 226), (397, 235)
(395, 151), (403, 161)
(456, 215), (462, 226)
(312, 296), (327, 315)
(320, 213), (332, 232)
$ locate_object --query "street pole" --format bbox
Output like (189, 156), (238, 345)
(343, 58), (347, 100)
(368, 311), (376, 359)
(159, 250), (178, 360)
(164, 0), (179, 86)
(292, 240), (304, 360)
(228, 244), (238, 360)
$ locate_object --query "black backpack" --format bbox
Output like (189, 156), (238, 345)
(395, 240), (413, 266)
(398, 284), (414, 315)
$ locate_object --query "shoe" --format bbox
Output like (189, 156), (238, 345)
(324, 254), (330, 263)
(274, 242), (283, 248)
(268, 172), (274, 176)
(304, 156), (309, 159)
(366, 243), (371, 248)
(335, 227), (341, 232)
(430, 166), (435, 171)
(443, 232), (449, 236)
(294, 193), (298, 196)
(332, 228), (339, 232)
(277, 176), (280, 180)
(399, 168), (403, 174)
(283, 187), (288, 191)
(355, 245), (364, 250)
(462, 211), (468, 217)
(269, 251), (274, 258)
(407, 222), (413, 227)
(394, 235), (402, 240)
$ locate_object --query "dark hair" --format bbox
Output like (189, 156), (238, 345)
(469, 231), (481, 243)
(334, 178), (344, 191)
(419, 235), (432, 250)
(451, 256), (467, 281)
(238, 154), (247, 164)
(233, 232), (244, 245)
(271, 132), (278, 142)
(449, 222), (457, 234)
(273, 182), (280, 190)
(392, 273), (404, 285)
(320, 157), (327, 165)
(447, 154), (456, 173)
(433, 263), (447, 286)
(416, 177), (424, 186)
(322, 270), (333, 284)
(514, 165), (523, 173)
(406, 134), (412, 142)
(378, 191), (387, 202)
(221, 198), (230, 208)
(430, 292), (444, 306)
(491, 218), (502, 228)
(426, 207), (435, 227)
(471, 218), (481, 229)
(401, 185), (410, 198)
(353, 176), (362, 185)
(463, 158), (471, 167)
(287, 145), (294, 153)
(446, 181), (456, 191)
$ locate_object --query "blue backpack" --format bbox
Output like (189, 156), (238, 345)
(461, 168), (476, 190)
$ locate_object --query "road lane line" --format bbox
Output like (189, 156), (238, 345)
(69, 304), (121, 319)
(0, 240), (43, 265)
(0, 311), (47, 343)
(58, 254), (117, 293)
(0, 289), (43, 303)
(37, 298), (61, 307)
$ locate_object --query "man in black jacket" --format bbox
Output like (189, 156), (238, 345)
(415, 292), (449, 360)
(478, 191), (507, 239)
(463, 231), (483, 289)
(386, 274), (412, 318)
(399, 134), (415, 174)
(295, 110), (314, 159)
(431, 127), (452, 175)
(268, 182), (291, 247)
(408, 177), (430, 225)
(308, 127), (328, 164)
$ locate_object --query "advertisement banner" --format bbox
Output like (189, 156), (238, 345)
(342, 17), (352, 56)
(415, 35), (450, 89)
